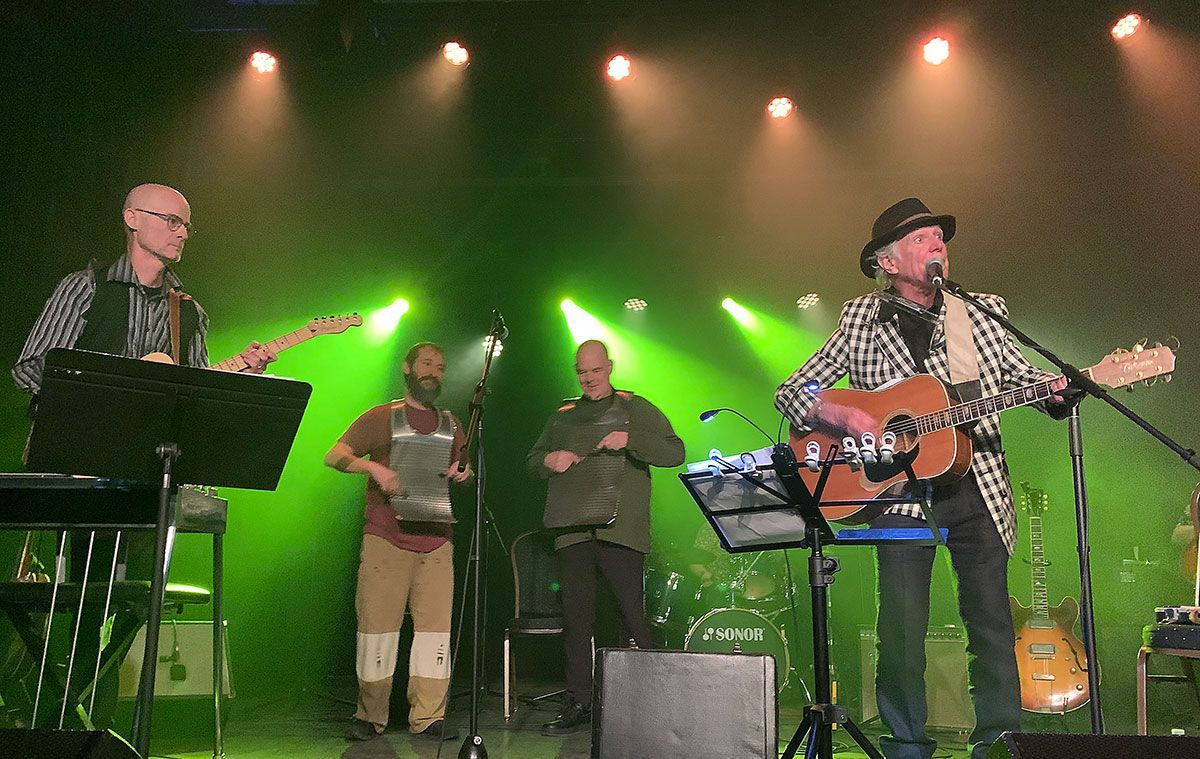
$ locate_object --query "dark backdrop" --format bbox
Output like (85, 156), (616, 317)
(2, 0), (1198, 733)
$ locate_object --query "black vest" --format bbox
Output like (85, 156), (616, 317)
(76, 261), (200, 362)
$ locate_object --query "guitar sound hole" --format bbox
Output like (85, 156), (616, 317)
(884, 415), (919, 453)
(860, 416), (919, 484)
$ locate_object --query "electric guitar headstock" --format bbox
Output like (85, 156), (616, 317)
(1019, 481), (1048, 517)
(305, 313), (363, 336)
(1085, 339), (1178, 390)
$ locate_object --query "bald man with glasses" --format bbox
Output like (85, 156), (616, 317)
(10, 182), (280, 729)
(13, 182), (275, 395)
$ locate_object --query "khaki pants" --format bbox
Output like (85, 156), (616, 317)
(354, 535), (453, 733)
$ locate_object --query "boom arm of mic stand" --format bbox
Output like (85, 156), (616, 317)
(942, 280), (1199, 471)
(458, 340), (500, 474)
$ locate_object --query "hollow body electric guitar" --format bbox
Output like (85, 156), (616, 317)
(143, 314), (362, 370)
(1009, 482), (1091, 714)
(787, 342), (1176, 523)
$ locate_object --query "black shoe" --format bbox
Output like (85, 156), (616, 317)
(541, 701), (591, 736)
(347, 718), (381, 741)
(414, 719), (459, 741)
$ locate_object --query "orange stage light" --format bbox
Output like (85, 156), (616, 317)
(606, 54), (632, 82)
(442, 42), (470, 66)
(923, 37), (950, 65)
(1111, 14), (1143, 42)
(249, 51), (277, 74)
(767, 96), (795, 119)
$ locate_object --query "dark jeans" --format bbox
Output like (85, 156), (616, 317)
(557, 539), (653, 707)
(871, 474), (1020, 759)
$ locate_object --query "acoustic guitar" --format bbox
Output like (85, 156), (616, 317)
(143, 313), (362, 370)
(1009, 482), (1091, 713)
(787, 342), (1176, 523)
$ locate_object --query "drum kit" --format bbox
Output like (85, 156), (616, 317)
(645, 552), (809, 696)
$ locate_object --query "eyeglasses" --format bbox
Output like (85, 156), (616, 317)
(136, 208), (193, 234)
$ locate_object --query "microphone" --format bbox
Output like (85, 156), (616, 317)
(490, 310), (509, 340)
(698, 407), (776, 446)
(926, 258), (946, 288)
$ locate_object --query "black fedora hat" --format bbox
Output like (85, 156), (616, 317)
(859, 197), (956, 278)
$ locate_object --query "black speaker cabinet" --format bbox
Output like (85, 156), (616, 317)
(593, 648), (776, 759)
(0, 729), (140, 758)
(988, 731), (1200, 757)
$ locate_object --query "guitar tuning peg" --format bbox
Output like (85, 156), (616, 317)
(1164, 373), (1173, 383)
(1126, 384), (1135, 393)
(1166, 335), (1181, 352)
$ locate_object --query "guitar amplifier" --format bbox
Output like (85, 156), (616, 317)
(860, 626), (973, 731)
(0, 729), (139, 759)
(118, 620), (233, 698)
(593, 647), (776, 758)
(1154, 606), (1200, 626)
(987, 731), (1200, 758)
(1144, 623), (1200, 651)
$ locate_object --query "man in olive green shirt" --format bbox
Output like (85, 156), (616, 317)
(528, 339), (684, 735)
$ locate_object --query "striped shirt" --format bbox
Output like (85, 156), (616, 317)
(12, 254), (209, 393)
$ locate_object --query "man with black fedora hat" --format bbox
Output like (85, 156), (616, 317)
(775, 197), (1069, 759)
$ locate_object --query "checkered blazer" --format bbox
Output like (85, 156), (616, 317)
(775, 291), (1052, 554)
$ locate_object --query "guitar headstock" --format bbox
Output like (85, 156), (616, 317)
(1086, 339), (1177, 390)
(306, 313), (363, 335)
(1019, 481), (1048, 517)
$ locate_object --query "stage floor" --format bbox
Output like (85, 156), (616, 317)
(151, 685), (972, 759)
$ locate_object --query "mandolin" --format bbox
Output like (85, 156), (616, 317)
(788, 341), (1176, 523)
(143, 313), (362, 370)
(1009, 482), (1091, 713)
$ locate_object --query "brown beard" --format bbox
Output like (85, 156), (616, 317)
(405, 372), (442, 405)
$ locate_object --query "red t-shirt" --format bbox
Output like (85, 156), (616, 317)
(339, 402), (466, 553)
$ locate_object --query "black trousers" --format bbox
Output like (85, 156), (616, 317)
(557, 539), (653, 707)
(871, 474), (1020, 759)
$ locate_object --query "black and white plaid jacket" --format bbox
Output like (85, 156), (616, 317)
(775, 291), (1052, 554)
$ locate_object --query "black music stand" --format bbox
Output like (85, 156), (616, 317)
(681, 443), (945, 759)
(26, 349), (310, 757)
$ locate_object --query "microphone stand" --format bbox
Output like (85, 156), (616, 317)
(457, 311), (505, 759)
(939, 278), (1200, 735)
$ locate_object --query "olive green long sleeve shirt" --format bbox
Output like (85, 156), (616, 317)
(528, 391), (685, 553)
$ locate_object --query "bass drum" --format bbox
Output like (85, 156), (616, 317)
(684, 607), (789, 692)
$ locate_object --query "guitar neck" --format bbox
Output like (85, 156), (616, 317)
(1029, 514), (1049, 620)
(209, 328), (315, 372)
(913, 373), (1075, 435)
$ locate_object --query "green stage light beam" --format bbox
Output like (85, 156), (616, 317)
(561, 298), (613, 345)
(368, 297), (410, 341)
(721, 297), (758, 330)
(727, 300), (827, 382)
